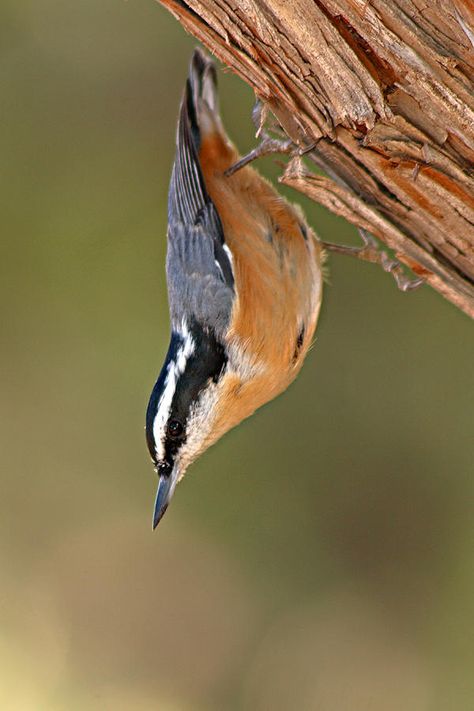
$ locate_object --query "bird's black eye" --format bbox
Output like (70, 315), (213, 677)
(167, 419), (184, 439)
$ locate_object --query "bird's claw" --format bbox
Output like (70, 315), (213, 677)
(322, 228), (425, 293)
(225, 99), (317, 177)
(225, 135), (316, 178)
(224, 134), (294, 176)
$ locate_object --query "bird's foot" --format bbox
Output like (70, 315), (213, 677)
(322, 228), (425, 292)
(225, 134), (316, 177)
(224, 134), (294, 176)
(226, 99), (316, 177)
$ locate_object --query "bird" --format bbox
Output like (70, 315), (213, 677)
(146, 48), (324, 528)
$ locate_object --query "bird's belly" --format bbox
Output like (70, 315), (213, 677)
(227, 220), (322, 376)
(201, 145), (323, 375)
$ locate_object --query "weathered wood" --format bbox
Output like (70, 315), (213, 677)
(157, 0), (474, 318)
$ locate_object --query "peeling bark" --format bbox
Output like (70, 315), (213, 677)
(158, 0), (474, 318)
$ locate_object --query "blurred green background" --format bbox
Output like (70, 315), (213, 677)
(2, 1), (474, 709)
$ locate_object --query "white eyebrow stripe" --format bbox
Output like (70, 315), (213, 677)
(153, 363), (178, 462)
(153, 323), (195, 461)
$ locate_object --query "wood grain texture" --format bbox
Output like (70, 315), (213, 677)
(158, 0), (474, 317)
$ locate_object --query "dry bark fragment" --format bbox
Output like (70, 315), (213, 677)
(157, 0), (474, 318)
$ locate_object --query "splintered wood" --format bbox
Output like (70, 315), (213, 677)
(158, 0), (474, 317)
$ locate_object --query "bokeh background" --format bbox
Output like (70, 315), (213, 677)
(2, 2), (474, 709)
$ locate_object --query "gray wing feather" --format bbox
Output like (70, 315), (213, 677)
(167, 221), (233, 337)
(166, 68), (234, 337)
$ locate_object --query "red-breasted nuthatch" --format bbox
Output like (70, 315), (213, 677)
(146, 49), (323, 528)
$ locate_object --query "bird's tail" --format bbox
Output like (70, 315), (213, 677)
(184, 48), (223, 150)
(168, 48), (226, 230)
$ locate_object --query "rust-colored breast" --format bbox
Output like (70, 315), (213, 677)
(198, 130), (323, 436)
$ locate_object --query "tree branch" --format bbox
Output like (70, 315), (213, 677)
(157, 0), (474, 318)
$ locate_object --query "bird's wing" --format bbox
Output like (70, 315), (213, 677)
(166, 220), (234, 336)
(166, 59), (234, 336)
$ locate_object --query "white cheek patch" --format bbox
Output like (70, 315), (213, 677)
(153, 322), (195, 461)
(175, 383), (219, 474)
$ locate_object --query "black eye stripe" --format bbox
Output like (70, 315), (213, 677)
(145, 332), (185, 463)
(167, 321), (226, 423)
(146, 319), (228, 469)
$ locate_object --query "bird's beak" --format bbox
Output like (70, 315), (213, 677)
(152, 468), (178, 529)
